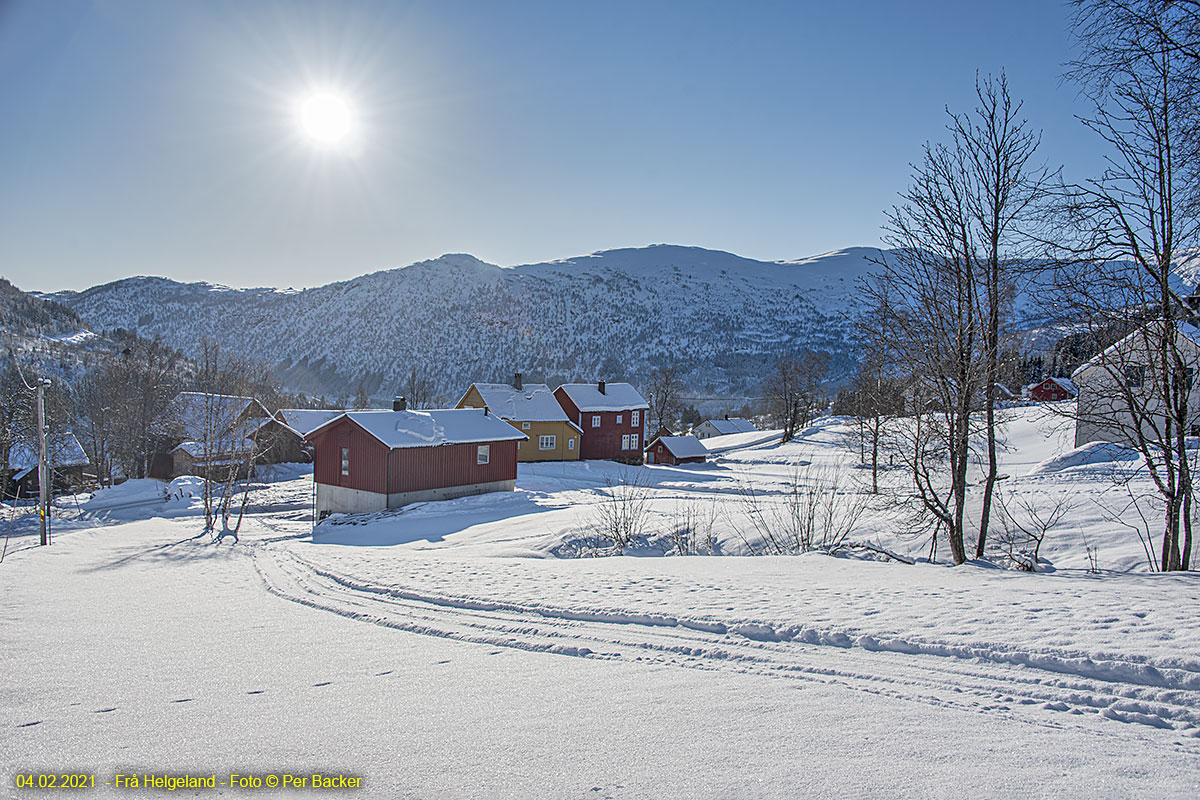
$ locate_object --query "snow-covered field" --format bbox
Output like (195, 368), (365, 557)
(3, 405), (1199, 798)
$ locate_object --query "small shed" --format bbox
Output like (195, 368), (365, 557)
(305, 408), (527, 518)
(1030, 377), (1078, 402)
(644, 435), (709, 466)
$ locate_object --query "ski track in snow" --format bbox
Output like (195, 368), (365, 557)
(253, 544), (1200, 750)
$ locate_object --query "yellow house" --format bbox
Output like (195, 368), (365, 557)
(456, 376), (583, 462)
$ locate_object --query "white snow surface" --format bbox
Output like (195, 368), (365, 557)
(315, 408), (527, 449)
(3, 406), (1200, 798)
(271, 408), (348, 436)
(556, 382), (649, 412)
(461, 382), (578, 425)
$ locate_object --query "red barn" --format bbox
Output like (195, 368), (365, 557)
(644, 435), (709, 466)
(305, 408), (526, 518)
(553, 382), (649, 462)
(1030, 377), (1077, 402)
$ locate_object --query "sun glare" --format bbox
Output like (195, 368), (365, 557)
(297, 91), (354, 146)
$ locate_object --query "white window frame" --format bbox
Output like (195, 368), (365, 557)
(621, 434), (630, 450)
(538, 434), (556, 451)
(340, 447), (350, 476)
(629, 433), (639, 450)
(631, 410), (640, 427)
(616, 413), (623, 424)
(477, 444), (490, 465)
(568, 437), (575, 450)
(592, 415), (601, 428)
(521, 422), (531, 430)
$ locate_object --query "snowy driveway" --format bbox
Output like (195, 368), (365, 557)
(3, 517), (1200, 798)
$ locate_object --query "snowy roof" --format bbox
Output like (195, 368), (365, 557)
(160, 392), (267, 439)
(271, 408), (349, 436)
(170, 438), (257, 458)
(646, 435), (709, 459)
(308, 408), (527, 450)
(700, 418), (758, 435)
(7, 432), (89, 471)
(462, 383), (582, 431)
(1072, 322), (1200, 379)
(556, 383), (649, 412)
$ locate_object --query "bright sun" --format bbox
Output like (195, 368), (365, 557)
(297, 92), (354, 146)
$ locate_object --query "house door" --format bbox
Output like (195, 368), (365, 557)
(646, 451), (655, 464)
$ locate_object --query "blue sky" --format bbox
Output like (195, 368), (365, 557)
(0, 0), (1104, 291)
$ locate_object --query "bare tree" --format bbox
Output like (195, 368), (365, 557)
(1052, 0), (1200, 570)
(646, 365), (684, 432)
(763, 352), (829, 442)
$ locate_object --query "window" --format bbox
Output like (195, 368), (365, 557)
(1185, 367), (1196, 392)
(592, 415), (601, 428)
(539, 434), (556, 450)
(568, 437), (575, 450)
(1125, 365), (1145, 388)
(616, 414), (623, 424)
(629, 433), (638, 450)
(521, 422), (531, 430)
(477, 445), (490, 465)
(340, 447), (350, 476)
(621, 434), (630, 450)
(631, 410), (640, 427)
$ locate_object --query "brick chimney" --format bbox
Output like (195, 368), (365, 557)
(393, 396), (407, 411)
(598, 380), (606, 394)
(514, 372), (523, 391)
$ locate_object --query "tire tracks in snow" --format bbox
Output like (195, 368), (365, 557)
(253, 545), (1200, 747)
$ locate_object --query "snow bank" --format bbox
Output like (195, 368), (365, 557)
(81, 478), (167, 511)
(1028, 441), (1140, 476)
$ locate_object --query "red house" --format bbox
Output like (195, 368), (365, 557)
(1030, 377), (1077, 402)
(553, 382), (649, 462)
(304, 406), (526, 518)
(644, 435), (708, 466)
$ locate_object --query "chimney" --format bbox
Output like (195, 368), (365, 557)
(393, 396), (407, 411)
(598, 380), (606, 395)
(514, 372), (523, 391)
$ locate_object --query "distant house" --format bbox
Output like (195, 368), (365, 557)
(4, 432), (90, 497)
(257, 408), (354, 464)
(1029, 377), (1078, 402)
(456, 374), (583, 462)
(553, 382), (649, 462)
(694, 417), (757, 440)
(1072, 321), (1200, 448)
(644, 434), (708, 466)
(304, 407), (527, 518)
(150, 392), (272, 479)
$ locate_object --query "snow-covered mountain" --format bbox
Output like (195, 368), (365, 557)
(50, 245), (883, 404)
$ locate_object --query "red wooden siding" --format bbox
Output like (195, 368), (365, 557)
(309, 417), (518, 496)
(387, 440), (517, 493)
(310, 419), (390, 493)
(553, 389), (646, 461)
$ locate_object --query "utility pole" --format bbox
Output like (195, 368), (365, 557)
(36, 378), (50, 546)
